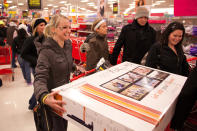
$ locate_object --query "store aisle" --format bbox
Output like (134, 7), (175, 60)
(0, 66), (82, 131)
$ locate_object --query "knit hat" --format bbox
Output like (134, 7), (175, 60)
(33, 18), (47, 30)
(135, 6), (149, 19)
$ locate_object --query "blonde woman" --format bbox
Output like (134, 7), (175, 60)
(34, 14), (73, 131)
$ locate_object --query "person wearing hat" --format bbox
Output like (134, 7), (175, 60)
(21, 18), (47, 110)
(0, 20), (7, 46)
(80, 18), (109, 71)
(110, 6), (156, 65)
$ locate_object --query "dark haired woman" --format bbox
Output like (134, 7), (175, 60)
(145, 21), (190, 76)
(12, 27), (31, 84)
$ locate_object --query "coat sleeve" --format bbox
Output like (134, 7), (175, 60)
(21, 37), (37, 68)
(34, 49), (50, 103)
(181, 55), (190, 76)
(12, 38), (17, 53)
(110, 26), (126, 65)
(170, 65), (197, 129)
(85, 41), (99, 71)
(145, 44), (159, 69)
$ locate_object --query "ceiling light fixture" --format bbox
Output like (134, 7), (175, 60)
(7, 1), (12, 4)
(18, 3), (24, 6)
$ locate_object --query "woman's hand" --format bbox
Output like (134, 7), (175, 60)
(44, 91), (66, 114)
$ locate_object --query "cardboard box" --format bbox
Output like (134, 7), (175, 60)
(53, 62), (187, 131)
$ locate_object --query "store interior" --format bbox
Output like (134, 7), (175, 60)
(0, 0), (197, 131)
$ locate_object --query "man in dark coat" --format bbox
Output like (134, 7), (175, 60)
(110, 6), (156, 65)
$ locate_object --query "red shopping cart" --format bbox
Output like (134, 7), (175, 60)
(0, 46), (14, 82)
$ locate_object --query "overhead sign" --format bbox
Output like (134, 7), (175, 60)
(174, 0), (197, 16)
(28, 0), (41, 10)
(22, 11), (28, 18)
(113, 2), (118, 14)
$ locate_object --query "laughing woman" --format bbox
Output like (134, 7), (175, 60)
(145, 21), (190, 76)
(34, 14), (73, 131)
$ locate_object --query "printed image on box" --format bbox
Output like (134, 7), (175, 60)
(135, 77), (161, 89)
(132, 66), (153, 75)
(101, 79), (130, 92)
(147, 71), (169, 80)
(120, 84), (149, 101)
(118, 72), (143, 83)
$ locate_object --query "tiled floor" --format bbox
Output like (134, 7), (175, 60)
(0, 65), (82, 131)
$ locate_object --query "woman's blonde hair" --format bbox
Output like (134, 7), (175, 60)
(31, 19), (37, 36)
(91, 19), (103, 32)
(44, 14), (69, 37)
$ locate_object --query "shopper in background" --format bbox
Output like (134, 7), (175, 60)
(145, 22), (190, 76)
(7, 19), (18, 68)
(0, 20), (7, 46)
(80, 19), (109, 71)
(12, 24), (32, 85)
(110, 6), (156, 65)
(170, 62), (197, 130)
(21, 18), (47, 110)
(34, 14), (74, 131)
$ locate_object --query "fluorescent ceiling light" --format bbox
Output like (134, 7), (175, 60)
(156, 0), (166, 2)
(108, 0), (116, 1)
(7, 1), (12, 3)
(80, 0), (88, 2)
(44, 7), (48, 9)
(47, 4), (53, 6)
(18, 3), (24, 6)
(59, 1), (67, 4)
(54, 5), (58, 8)
(87, 2), (94, 5)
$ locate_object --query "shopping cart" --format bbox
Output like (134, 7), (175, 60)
(0, 46), (14, 83)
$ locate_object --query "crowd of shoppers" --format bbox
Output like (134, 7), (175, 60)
(0, 5), (196, 131)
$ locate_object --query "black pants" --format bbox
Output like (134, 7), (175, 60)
(34, 105), (67, 131)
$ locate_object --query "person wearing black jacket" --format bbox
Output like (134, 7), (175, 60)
(0, 21), (7, 46)
(170, 62), (197, 130)
(12, 26), (32, 84)
(145, 22), (190, 76)
(110, 6), (156, 65)
(21, 18), (47, 110)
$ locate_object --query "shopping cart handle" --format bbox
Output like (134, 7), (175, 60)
(70, 69), (96, 82)
(187, 57), (197, 62)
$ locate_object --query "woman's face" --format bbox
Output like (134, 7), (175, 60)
(96, 22), (107, 35)
(168, 29), (183, 46)
(137, 17), (148, 26)
(36, 22), (46, 35)
(55, 18), (71, 41)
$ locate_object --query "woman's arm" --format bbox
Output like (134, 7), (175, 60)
(145, 44), (160, 69)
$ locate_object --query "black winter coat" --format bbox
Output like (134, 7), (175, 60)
(110, 20), (156, 65)
(21, 35), (45, 68)
(12, 36), (26, 54)
(171, 62), (197, 129)
(145, 43), (190, 76)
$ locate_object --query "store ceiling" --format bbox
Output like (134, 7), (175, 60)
(5, 0), (174, 13)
